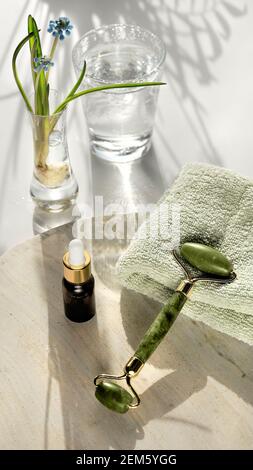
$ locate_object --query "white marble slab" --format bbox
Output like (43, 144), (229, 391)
(0, 223), (252, 450)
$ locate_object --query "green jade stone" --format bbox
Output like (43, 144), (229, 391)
(95, 381), (133, 414)
(180, 242), (233, 277)
(134, 291), (187, 364)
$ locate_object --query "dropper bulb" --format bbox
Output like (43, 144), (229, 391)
(68, 239), (85, 267)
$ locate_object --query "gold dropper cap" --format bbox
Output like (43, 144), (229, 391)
(63, 250), (91, 284)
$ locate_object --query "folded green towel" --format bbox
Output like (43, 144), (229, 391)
(118, 163), (253, 345)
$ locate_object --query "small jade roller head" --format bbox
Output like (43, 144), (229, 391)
(95, 381), (133, 414)
(94, 357), (143, 414)
(94, 242), (236, 413)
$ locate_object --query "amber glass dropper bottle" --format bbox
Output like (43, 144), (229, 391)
(62, 239), (96, 323)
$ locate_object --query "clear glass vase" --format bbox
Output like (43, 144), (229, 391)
(29, 91), (78, 212)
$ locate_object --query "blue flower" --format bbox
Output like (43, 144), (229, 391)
(47, 17), (73, 40)
(34, 56), (54, 73)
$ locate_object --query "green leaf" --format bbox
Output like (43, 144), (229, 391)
(27, 15), (49, 115)
(12, 32), (34, 113)
(65, 60), (86, 100)
(28, 15), (37, 87)
(53, 81), (166, 114)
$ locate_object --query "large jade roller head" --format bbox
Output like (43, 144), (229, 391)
(180, 242), (234, 278)
(94, 242), (236, 413)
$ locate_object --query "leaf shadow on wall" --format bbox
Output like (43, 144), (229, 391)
(40, 0), (247, 172)
(34, 0), (248, 211)
(39, 226), (146, 450)
(0, 0), (247, 239)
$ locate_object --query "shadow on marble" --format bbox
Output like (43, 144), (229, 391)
(120, 287), (253, 426)
(33, 205), (80, 235)
(91, 144), (167, 210)
(38, 225), (146, 449)
(37, 220), (253, 449)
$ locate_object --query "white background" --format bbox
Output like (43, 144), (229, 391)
(0, 0), (252, 253)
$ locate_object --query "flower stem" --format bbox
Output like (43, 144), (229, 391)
(46, 36), (58, 82)
(30, 38), (37, 88)
(53, 81), (166, 114)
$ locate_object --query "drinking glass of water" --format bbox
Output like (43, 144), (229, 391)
(72, 24), (166, 163)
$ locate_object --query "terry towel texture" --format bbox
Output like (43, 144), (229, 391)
(118, 163), (253, 345)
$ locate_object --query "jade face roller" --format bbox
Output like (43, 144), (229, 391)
(94, 242), (236, 413)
